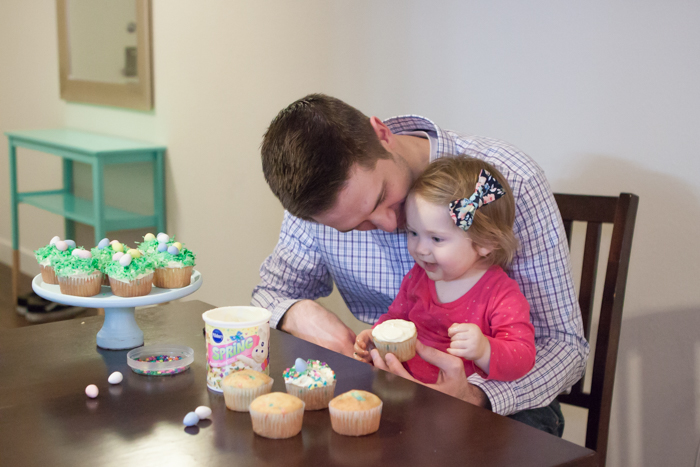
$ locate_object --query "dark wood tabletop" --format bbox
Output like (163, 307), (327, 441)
(0, 300), (596, 467)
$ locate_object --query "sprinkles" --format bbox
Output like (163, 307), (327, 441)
(132, 354), (187, 376)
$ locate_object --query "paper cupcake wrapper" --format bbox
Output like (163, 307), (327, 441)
(223, 379), (274, 412)
(285, 380), (336, 410)
(108, 273), (154, 297)
(58, 272), (103, 297)
(329, 403), (382, 436)
(153, 266), (193, 288)
(373, 333), (417, 362)
(249, 402), (305, 439)
(40, 265), (58, 285)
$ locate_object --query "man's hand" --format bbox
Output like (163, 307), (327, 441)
(279, 300), (356, 357)
(353, 329), (375, 363)
(370, 341), (490, 408)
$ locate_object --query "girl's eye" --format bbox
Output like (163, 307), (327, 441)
(408, 230), (417, 237)
(432, 237), (443, 243)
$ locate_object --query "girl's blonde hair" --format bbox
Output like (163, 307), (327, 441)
(410, 156), (518, 268)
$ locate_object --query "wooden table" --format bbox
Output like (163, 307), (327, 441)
(0, 300), (596, 467)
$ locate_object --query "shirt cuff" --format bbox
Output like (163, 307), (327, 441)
(467, 374), (519, 416)
(268, 298), (302, 329)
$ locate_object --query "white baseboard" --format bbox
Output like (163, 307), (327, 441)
(0, 237), (40, 276)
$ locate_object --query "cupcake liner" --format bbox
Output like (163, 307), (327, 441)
(40, 265), (58, 285)
(58, 272), (103, 297)
(250, 402), (305, 439)
(223, 379), (274, 412)
(373, 333), (417, 362)
(285, 381), (336, 410)
(108, 272), (154, 297)
(153, 266), (193, 288)
(101, 274), (110, 286)
(329, 403), (383, 436)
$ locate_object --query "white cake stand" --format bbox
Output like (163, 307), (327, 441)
(32, 270), (203, 350)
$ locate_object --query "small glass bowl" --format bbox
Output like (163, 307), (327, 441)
(127, 344), (194, 376)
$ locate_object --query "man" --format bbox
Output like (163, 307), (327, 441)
(252, 94), (589, 435)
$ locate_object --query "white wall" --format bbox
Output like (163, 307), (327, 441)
(1, 1), (699, 465)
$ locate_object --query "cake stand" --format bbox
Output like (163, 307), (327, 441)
(32, 270), (203, 350)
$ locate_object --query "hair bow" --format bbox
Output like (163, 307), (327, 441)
(448, 169), (505, 231)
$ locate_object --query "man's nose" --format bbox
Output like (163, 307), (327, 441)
(370, 207), (397, 233)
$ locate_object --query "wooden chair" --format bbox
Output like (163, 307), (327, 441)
(554, 193), (639, 466)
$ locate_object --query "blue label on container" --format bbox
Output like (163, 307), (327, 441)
(212, 329), (223, 343)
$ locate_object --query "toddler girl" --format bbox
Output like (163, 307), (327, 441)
(354, 156), (536, 383)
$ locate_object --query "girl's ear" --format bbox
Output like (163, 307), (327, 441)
(474, 244), (494, 258)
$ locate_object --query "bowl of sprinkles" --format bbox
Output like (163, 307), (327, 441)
(127, 344), (194, 376)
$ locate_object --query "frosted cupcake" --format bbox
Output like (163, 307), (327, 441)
(53, 248), (102, 297)
(34, 236), (76, 284)
(328, 390), (382, 436)
(222, 369), (274, 412)
(249, 392), (305, 439)
(283, 358), (336, 410)
(146, 233), (195, 288)
(104, 248), (155, 297)
(91, 238), (125, 286)
(372, 319), (417, 362)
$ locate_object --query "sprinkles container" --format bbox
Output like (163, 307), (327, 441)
(202, 306), (272, 392)
(127, 344), (194, 376)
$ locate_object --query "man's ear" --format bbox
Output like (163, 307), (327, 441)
(369, 116), (394, 150)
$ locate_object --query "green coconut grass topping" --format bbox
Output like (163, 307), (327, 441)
(150, 241), (196, 268)
(137, 235), (160, 255)
(91, 245), (115, 272)
(53, 250), (100, 278)
(105, 255), (155, 281)
(34, 244), (74, 266)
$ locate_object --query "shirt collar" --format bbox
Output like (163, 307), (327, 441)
(383, 115), (457, 162)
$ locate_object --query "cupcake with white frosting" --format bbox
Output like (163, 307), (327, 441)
(283, 358), (337, 410)
(371, 319), (417, 362)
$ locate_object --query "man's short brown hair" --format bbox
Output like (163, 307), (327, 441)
(261, 94), (391, 220)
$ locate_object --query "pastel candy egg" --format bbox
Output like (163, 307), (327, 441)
(167, 246), (180, 255)
(156, 232), (170, 243)
(183, 412), (200, 427)
(112, 242), (124, 253)
(64, 239), (76, 249)
(127, 249), (142, 259)
(85, 384), (99, 398)
(55, 241), (68, 251)
(108, 371), (123, 385)
(112, 252), (125, 261)
(144, 233), (156, 241)
(172, 242), (182, 251)
(119, 254), (132, 267)
(72, 249), (92, 259)
(195, 406), (212, 420)
(49, 236), (60, 245)
(97, 238), (110, 249)
(157, 242), (168, 253)
(110, 239), (120, 245)
(294, 358), (308, 373)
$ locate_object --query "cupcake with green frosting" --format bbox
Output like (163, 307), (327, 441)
(136, 232), (159, 255)
(91, 238), (127, 286)
(145, 233), (195, 288)
(54, 248), (102, 296)
(34, 236), (76, 284)
(105, 248), (155, 297)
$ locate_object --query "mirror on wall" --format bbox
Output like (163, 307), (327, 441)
(56, 0), (153, 111)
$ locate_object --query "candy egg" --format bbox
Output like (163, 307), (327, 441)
(183, 412), (200, 427)
(127, 249), (142, 259)
(294, 358), (308, 373)
(119, 254), (132, 267)
(157, 242), (168, 253)
(55, 241), (68, 251)
(110, 239), (120, 245)
(112, 252), (125, 261)
(156, 233), (169, 243)
(85, 384), (99, 398)
(71, 249), (81, 257)
(97, 238), (110, 249)
(167, 246), (180, 255)
(194, 406), (212, 420)
(75, 249), (91, 259)
(64, 239), (76, 249)
(108, 371), (123, 385)
(49, 235), (60, 245)
(144, 233), (156, 241)
(112, 242), (124, 253)
(172, 242), (182, 251)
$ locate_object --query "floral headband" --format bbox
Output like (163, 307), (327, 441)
(448, 169), (506, 231)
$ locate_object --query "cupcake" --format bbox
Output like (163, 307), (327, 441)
(104, 248), (155, 297)
(249, 392), (305, 439)
(91, 238), (125, 286)
(222, 369), (274, 412)
(53, 248), (102, 297)
(34, 236), (75, 284)
(371, 319), (417, 362)
(144, 233), (195, 288)
(328, 390), (382, 436)
(283, 358), (336, 410)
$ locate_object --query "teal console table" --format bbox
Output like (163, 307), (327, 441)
(6, 128), (166, 305)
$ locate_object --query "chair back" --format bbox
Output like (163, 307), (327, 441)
(555, 193), (639, 467)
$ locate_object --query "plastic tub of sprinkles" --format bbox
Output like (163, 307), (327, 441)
(127, 344), (194, 376)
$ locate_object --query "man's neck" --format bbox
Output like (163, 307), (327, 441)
(394, 134), (431, 180)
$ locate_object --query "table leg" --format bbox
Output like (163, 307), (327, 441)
(62, 159), (75, 241)
(9, 141), (20, 305)
(154, 150), (166, 233)
(92, 160), (105, 245)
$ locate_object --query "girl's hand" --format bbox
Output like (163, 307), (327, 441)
(353, 329), (375, 364)
(447, 323), (490, 362)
